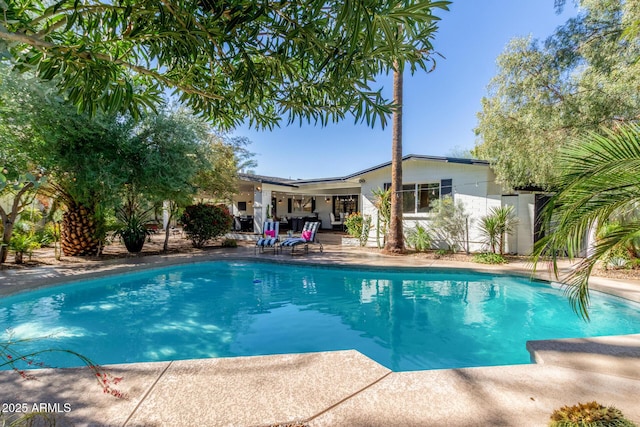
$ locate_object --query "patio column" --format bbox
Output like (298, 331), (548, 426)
(253, 186), (263, 233)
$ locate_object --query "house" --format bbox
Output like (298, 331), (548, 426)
(232, 155), (546, 255)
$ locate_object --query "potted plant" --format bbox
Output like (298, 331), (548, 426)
(113, 205), (152, 253)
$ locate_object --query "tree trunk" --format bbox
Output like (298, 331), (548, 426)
(385, 62), (405, 253)
(0, 181), (35, 264)
(61, 202), (100, 256)
(0, 220), (13, 263)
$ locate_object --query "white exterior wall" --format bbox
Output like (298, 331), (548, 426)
(360, 159), (507, 252)
(516, 193), (535, 255)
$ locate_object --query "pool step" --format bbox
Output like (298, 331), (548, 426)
(527, 334), (640, 380)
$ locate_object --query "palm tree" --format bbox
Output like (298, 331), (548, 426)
(532, 124), (640, 319)
(385, 60), (405, 253)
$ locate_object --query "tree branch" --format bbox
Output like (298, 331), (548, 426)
(0, 28), (224, 101)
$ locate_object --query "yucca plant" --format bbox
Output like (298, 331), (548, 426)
(532, 123), (640, 319)
(478, 215), (500, 254)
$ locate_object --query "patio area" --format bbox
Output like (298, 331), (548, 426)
(1, 238), (640, 426)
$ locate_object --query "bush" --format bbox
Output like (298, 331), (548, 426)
(180, 203), (232, 248)
(429, 197), (470, 253)
(405, 222), (432, 252)
(473, 252), (507, 264)
(344, 212), (363, 238)
(343, 212), (371, 246)
(549, 401), (635, 427)
(221, 238), (237, 248)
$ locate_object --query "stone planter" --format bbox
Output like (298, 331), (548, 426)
(341, 237), (360, 247)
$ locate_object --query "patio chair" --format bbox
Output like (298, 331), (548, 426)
(280, 221), (323, 255)
(330, 213), (343, 231)
(255, 221), (280, 254)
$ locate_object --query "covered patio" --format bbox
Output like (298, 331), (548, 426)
(231, 173), (361, 234)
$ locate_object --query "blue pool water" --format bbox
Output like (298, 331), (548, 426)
(2, 261), (640, 372)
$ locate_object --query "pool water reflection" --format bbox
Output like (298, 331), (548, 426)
(2, 261), (640, 371)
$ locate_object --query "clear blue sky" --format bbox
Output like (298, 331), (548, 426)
(233, 1), (578, 179)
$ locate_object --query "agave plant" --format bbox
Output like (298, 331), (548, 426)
(532, 123), (640, 319)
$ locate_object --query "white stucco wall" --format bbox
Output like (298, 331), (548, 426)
(359, 159), (510, 252)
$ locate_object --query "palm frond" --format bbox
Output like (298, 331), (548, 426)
(532, 123), (640, 319)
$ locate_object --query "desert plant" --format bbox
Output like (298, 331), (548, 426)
(478, 214), (500, 254)
(429, 196), (470, 253)
(549, 401), (636, 427)
(113, 204), (153, 253)
(180, 203), (233, 248)
(8, 233), (40, 264)
(479, 205), (518, 255)
(360, 215), (372, 247)
(493, 205), (518, 255)
(372, 187), (391, 249)
(473, 252), (507, 264)
(405, 222), (432, 252)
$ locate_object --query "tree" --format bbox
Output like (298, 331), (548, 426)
(386, 60), (405, 253)
(1, 0), (450, 128)
(0, 65), (242, 256)
(532, 124), (640, 319)
(474, 0), (640, 189)
(384, 6), (450, 252)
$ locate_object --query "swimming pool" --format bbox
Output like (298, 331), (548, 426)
(2, 261), (640, 372)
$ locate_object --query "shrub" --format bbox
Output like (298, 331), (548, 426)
(405, 222), (432, 252)
(429, 197), (470, 253)
(344, 212), (363, 238)
(473, 252), (507, 264)
(180, 203), (233, 248)
(221, 238), (238, 248)
(549, 401), (635, 427)
(344, 212), (371, 246)
(9, 233), (40, 264)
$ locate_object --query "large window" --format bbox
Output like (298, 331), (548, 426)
(402, 183), (441, 214)
(418, 183), (440, 212)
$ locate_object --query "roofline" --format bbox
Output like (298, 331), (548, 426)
(237, 173), (298, 188)
(239, 155), (490, 185)
(343, 154), (490, 179)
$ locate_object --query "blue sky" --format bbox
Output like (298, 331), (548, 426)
(234, 1), (578, 179)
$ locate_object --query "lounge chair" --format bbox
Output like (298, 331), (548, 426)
(255, 221), (280, 254)
(280, 221), (323, 255)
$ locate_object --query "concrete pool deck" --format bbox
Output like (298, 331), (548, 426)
(1, 242), (640, 426)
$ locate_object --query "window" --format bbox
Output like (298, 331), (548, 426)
(418, 183), (440, 212)
(401, 182), (442, 214)
(402, 185), (415, 213)
(333, 195), (358, 216)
